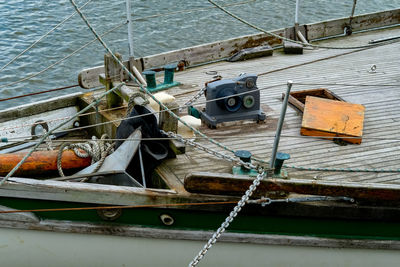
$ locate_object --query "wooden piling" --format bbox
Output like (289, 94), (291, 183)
(104, 53), (123, 108)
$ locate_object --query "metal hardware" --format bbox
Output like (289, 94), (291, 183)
(97, 208), (122, 221)
(142, 64), (181, 92)
(160, 214), (175, 226)
(369, 64), (377, 73)
(232, 150), (258, 176)
(269, 81), (292, 172)
(247, 196), (355, 206)
(273, 152), (290, 177)
(201, 74), (266, 128)
(138, 144), (146, 188)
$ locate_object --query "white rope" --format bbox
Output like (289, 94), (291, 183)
(57, 134), (113, 177)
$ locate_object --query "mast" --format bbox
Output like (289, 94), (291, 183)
(126, 0), (134, 57)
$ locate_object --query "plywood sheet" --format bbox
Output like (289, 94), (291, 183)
(301, 96), (365, 144)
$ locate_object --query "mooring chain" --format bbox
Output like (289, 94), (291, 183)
(161, 130), (261, 171)
(189, 171), (266, 267)
(160, 130), (268, 267)
(181, 86), (207, 112)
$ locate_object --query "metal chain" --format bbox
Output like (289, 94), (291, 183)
(161, 130), (260, 171)
(181, 87), (207, 111)
(189, 171), (266, 266)
(160, 131), (267, 267)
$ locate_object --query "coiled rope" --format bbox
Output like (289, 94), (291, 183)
(56, 134), (114, 178)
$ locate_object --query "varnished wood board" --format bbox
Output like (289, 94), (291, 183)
(301, 96), (365, 144)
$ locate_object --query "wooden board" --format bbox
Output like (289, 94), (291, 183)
(301, 96), (365, 144)
(287, 88), (345, 112)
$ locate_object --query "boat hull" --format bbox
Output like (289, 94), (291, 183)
(1, 223), (400, 267)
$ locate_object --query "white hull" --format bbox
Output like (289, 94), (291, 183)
(1, 226), (400, 267)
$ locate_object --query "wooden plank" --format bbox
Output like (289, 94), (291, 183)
(0, 177), (233, 208)
(286, 88), (345, 112)
(301, 96), (365, 144)
(104, 53), (123, 108)
(185, 172), (400, 202)
(78, 61), (130, 89)
(0, 106), (79, 149)
(306, 9), (400, 40)
(0, 93), (81, 123)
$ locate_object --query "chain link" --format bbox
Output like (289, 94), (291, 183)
(181, 87), (207, 112)
(161, 130), (260, 171)
(160, 130), (266, 266)
(189, 171), (266, 266)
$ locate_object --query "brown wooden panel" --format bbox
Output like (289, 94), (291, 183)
(185, 172), (400, 202)
(301, 96), (365, 144)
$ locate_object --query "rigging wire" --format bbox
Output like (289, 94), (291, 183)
(0, 84), (80, 102)
(0, 83), (124, 185)
(0, 21), (127, 90)
(0, 0), (93, 73)
(2, 78), (400, 139)
(132, 0), (257, 22)
(4, 135), (400, 143)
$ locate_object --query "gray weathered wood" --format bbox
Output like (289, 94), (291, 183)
(77, 9), (400, 89)
(104, 53), (124, 108)
(306, 9), (400, 40)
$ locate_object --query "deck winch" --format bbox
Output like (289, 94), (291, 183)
(201, 74), (266, 128)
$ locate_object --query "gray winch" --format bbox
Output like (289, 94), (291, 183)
(201, 73), (266, 128)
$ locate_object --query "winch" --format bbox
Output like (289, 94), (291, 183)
(201, 73), (266, 128)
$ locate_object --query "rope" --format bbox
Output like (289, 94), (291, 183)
(0, 83), (124, 185)
(66, 7), (269, 264)
(0, 84), (79, 102)
(207, 0), (400, 50)
(0, 0), (92, 73)
(57, 134), (114, 178)
(68, 0), (246, 160)
(0, 21), (127, 90)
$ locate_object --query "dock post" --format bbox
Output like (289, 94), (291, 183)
(104, 53), (124, 108)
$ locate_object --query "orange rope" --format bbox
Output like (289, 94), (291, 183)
(0, 201), (238, 214)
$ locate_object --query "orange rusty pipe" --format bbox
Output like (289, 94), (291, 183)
(0, 150), (91, 176)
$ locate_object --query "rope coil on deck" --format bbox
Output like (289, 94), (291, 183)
(57, 134), (114, 178)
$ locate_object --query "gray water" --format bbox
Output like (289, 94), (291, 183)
(0, 0), (398, 110)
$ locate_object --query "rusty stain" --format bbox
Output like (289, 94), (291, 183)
(230, 35), (282, 56)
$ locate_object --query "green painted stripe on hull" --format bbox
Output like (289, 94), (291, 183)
(1, 197), (400, 241)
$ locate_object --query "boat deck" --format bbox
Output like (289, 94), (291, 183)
(158, 26), (400, 185)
